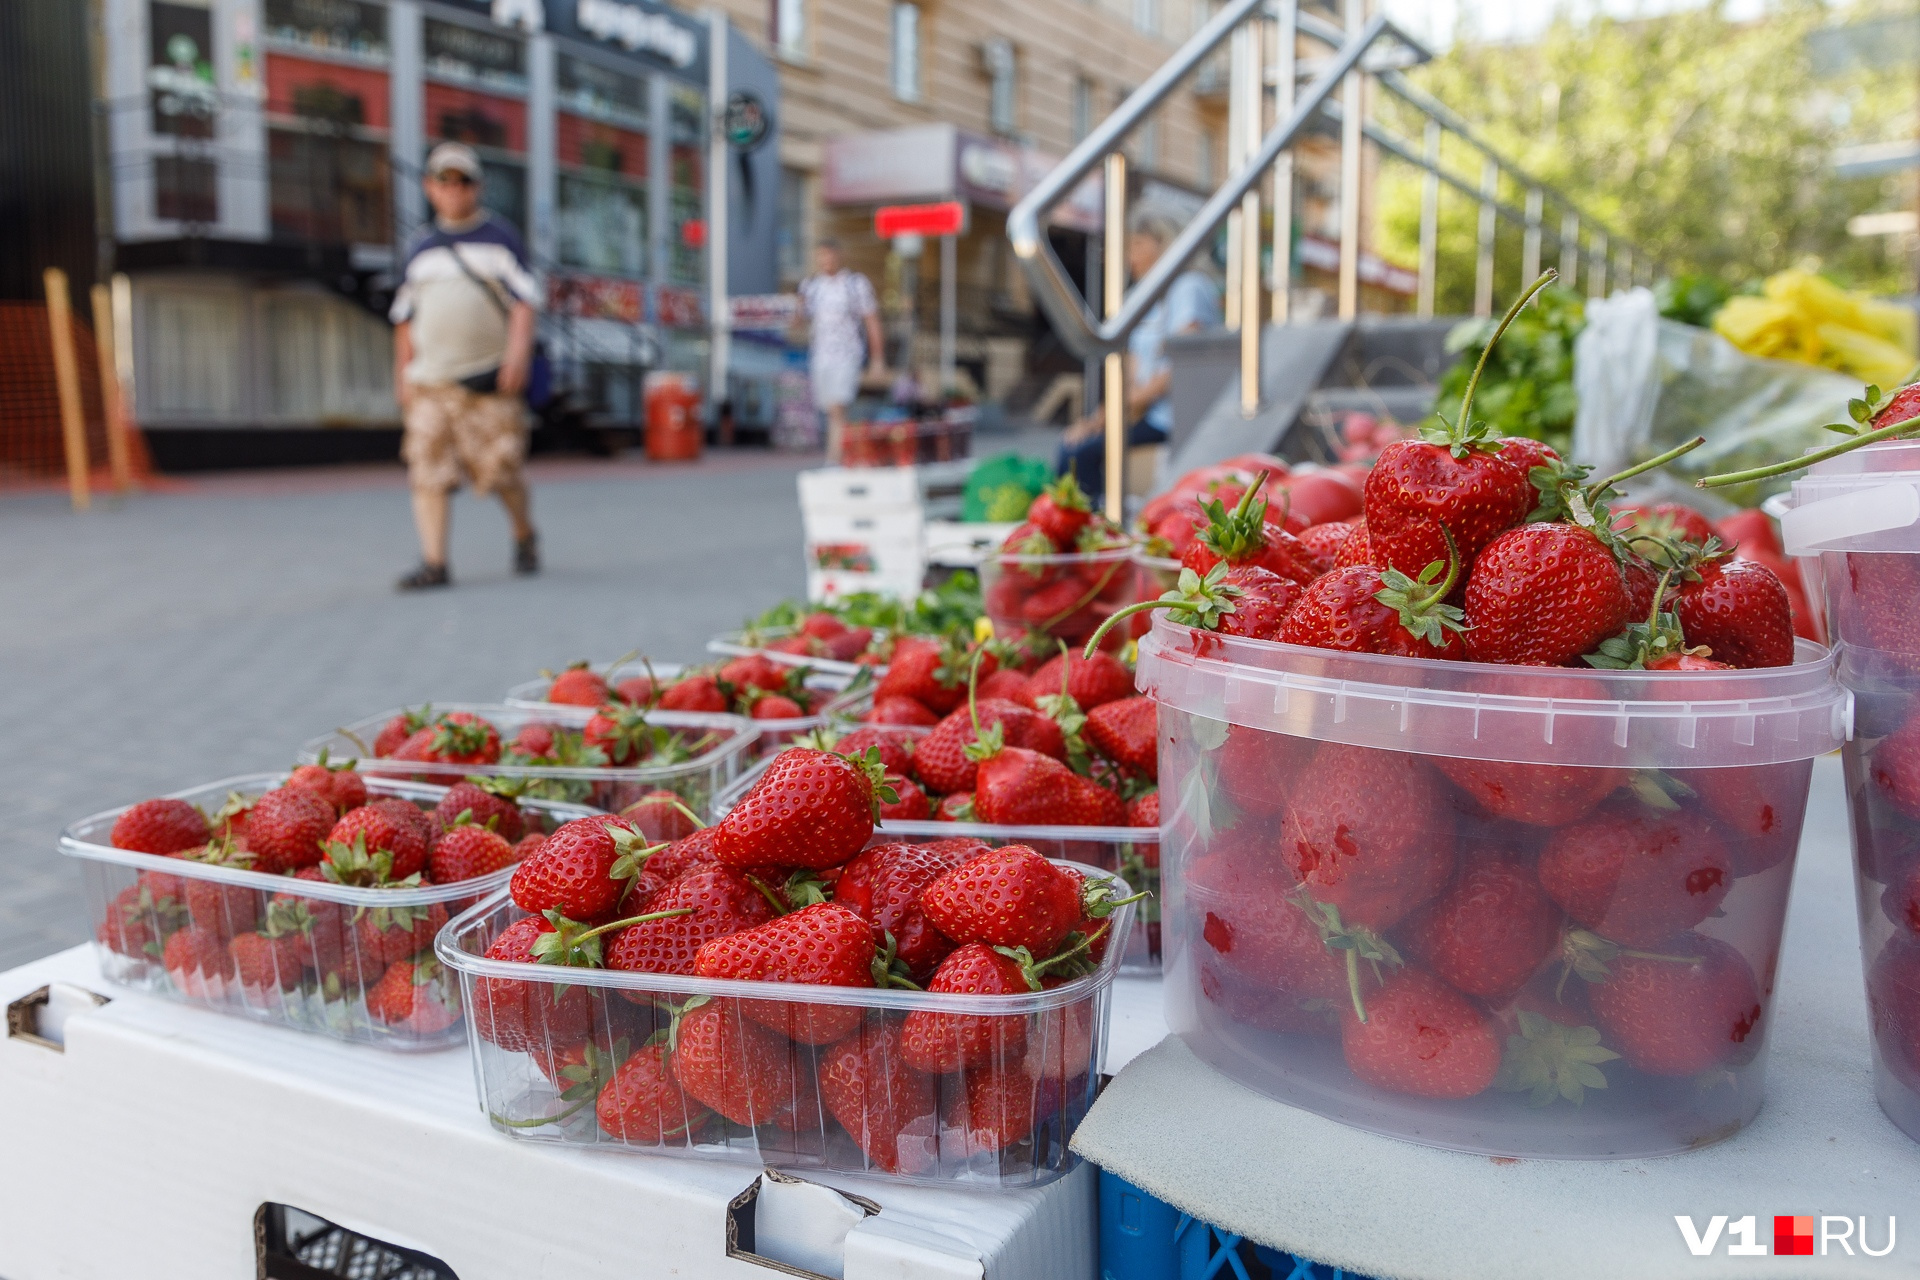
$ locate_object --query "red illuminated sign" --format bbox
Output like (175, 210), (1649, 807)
(874, 201), (966, 239)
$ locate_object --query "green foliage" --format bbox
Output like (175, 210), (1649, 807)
(746, 571), (983, 640)
(1427, 286), (1584, 454)
(1375, 2), (1916, 314)
(1654, 274), (1733, 328)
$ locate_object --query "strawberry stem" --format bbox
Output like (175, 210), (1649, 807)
(1590, 435), (1707, 496)
(1697, 410), (1920, 488)
(743, 875), (792, 917)
(1454, 269), (1557, 439)
(491, 1096), (594, 1128)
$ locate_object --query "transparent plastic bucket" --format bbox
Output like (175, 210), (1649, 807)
(505, 661), (850, 759)
(302, 703), (756, 818)
(1136, 615), (1848, 1158)
(1789, 439), (1920, 1144)
(435, 874), (1131, 1187)
(62, 773), (597, 1051)
(980, 546), (1140, 652)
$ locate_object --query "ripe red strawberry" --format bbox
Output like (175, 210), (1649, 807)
(668, 1000), (801, 1127)
(1669, 556), (1795, 669)
(97, 880), (188, 959)
(177, 843), (262, 937)
(899, 944), (1034, 1072)
(660, 674), (729, 713)
(509, 816), (650, 923)
(1190, 848), (1348, 1031)
(1022, 650), (1136, 712)
(1433, 758), (1625, 828)
(597, 1043), (706, 1142)
(868, 695), (940, 726)
(162, 924), (236, 995)
(715, 654), (785, 694)
(1029, 473), (1094, 550)
(1688, 760), (1808, 876)
(619, 789), (699, 842)
(750, 693), (804, 720)
(243, 786), (336, 874)
(365, 958), (459, 1033)
(834, 841), (974, 980)
(1180, 477), (1321, 586)
(1334, 518), (1375, 568)
(878, 774), (931, 820)
(604, 864), (778, 976)
(978, 667), (1036, 706)
(644, 826), (721, 881)
(1463, 523), (1630, 666)
(971, 741), (1084, 825)
(471, 917), (590, 1050)
(1537, 804), (1732, 947)
(914, 698), (1062, 796)
(920, 844), (1085, 955)
(935, 792), (976, 821)
(1281, 743), (1456, 931)
(1278, 560), (1465, 659)
(510, 723), (558, 758)
(1868, 939), (1920, 1087)
(429, 781), (523, 841)
(1835, 553), (1920, 671)
(694, 903), (883, 1043)
(429, 823), (517, 882)
(356, 898), (450, 966)
(261, 888), (347, 974)
(373, 706), (432, 757)
(228, 930), (303, 991)
(834, 726), (916, 776)
(327, 804), (430, 881)
(1295, 521), (1357, 573)
(712, 747), (886, 870)
(546, 662), (610, 706)
(1126, 790), (1159, 827)
(1086, 696), (1155, 778)
(1365, 437), (1532, 582)
(947, 1061), (1044, 1154)
(875, 635), (988, 715)
(423, 711), (502, 765)
(1621, 555), (1660, 622)
(1340, 967), (1501, 1098)
(1494, 435), (1560, 484)
(1401, 857), (1561, 1002)
(286, 758), (368, 814)
(1613, 501), (1716, 549)
(819, 1018), (939, 1174)
(110, 798), (210, 855)
(1587, 933), (1762, 1076)
(583, 703), (657, 766)
(1872, 712), (1920, 820)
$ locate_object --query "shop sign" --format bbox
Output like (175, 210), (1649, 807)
(729, 294), (798, 333)
(875, 202), (966, 239)
(549, 274), (643, 323)
(723, 91), (770, 152)
(572, 0), (699, 70)
(822, 125), (956, 205)
(655, 284), (705, 328)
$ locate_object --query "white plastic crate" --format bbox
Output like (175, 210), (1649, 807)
(798, 465), (923, 511)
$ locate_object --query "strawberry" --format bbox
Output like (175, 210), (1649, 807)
(509, 816), (653, 923)
(286, 754), (367, 813)
(919, 845), (1087, 955)
(645, 826), (722, 881)
(899, 944), (1035, 1071)
(162, 925), (236, 996)
(819, 1018), (940, 1174)
(1687, 760), (1808, 876)
(511, 722), (558, 757)
(429, 823), (517, 882)
(660, 674), (729, 713)
(1189, 849), (1348, 1032)
(1669, 554), (1795, 669)
(583, 703), (658, 766)
(1181, 483), (1322, 586)
(545, 661), (610, 706)
(1126, 790), (1159, 827)
(1278, 552), (1465, 658)
(373, 705), (432, 757)
(1536, 804), (1732, 947)
(1621, 555), (1660, 622)
(1211, 723), (1310, 820)
(1333, 518), (1375, 568)
(110, 799), (210, 856)
(914, 698), (1063, 796)
(947, 1061), (1044, 1154)
(1433, 758), (1625, 828)
(365, 957), (459, 1034)
(1296, 521), (1357, 573)
(1494, 435), (1560, 486)
(1029, 473), (1094, 550)
(471, 916), (592, 1050)
(97, 880), (188, 959)
(868, 695), (940, 726)
(935, 792), (976, 821)
(978, 667), (1037, 706)
(1613, 501), (1716, 550)
(875, 635), (988, 715)
(372, 796), (438, 848)
(1364, 437), (1530, 584)
(834, 726), (916, 775)
(1022, 650), (1136, 712)
(1089, 563), (1301, 649)
(668, 1000), (801, 1127)
(1462, 523), (1630, 666)
(177, 842), (262, 937)
(604, 864), (778, 976)
(1868, 939), (1920, 1088)
(712, 747), (888, 870)
(597, 1043), (706, 1143)
(424, 711), (502, 765)
(228, 930), (303, 991)
(1401, 856), (1562, 1002)
(1281, 743), (1456, 931)
(694, 903), (896, 1043)
(1340, 967), (1501, 1098)
(262, 889), (347, 974)
(878, 774), (931, 820)
(750, 693), (805, 720)
(1586, 933), (1762, 1076)
(720, 654), (791, 694)
(1086, 696), (1156, 779)
(618, 789), (700, 842)
(431, 780), (525, 842)
(833, 841), (974, 980)
(1874, 714), (1920, 824)
(327, 804), (430, 881)
(243, 786), (336, 874)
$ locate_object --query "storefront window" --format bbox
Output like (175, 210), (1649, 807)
(155, 154), (218, 223)
(423, 17), (524, 89)
(558, 173), (647, 275)
(263, 0), (387, 59)
(778, 166), (808, 284)
(478, 158), (527, 235)
(270, 129), (392, 244)
(669, 85), (707, 287)
(557, 52), (647, 127)
(149, 2), (217, 138)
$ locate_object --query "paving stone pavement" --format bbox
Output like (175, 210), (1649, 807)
(0, 451), (822, 970)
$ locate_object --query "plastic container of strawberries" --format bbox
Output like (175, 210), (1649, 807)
(300, 703), (757, 818)
(707, 626), (880, 679)
(1136, 613), (1849, 1159)
(434, 872), (1133, 1187)
(62, 773), (599, 1050)
(503, 662), (852, 759)
(1787, 438), (1920, 1145)
(980, 545), (1141, 652)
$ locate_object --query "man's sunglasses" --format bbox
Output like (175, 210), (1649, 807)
(432, 171), (477, 186)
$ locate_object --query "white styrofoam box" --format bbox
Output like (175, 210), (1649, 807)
(803, 507), (926, 591)
(0, 945), (1100, 1280)
(799, 466), (923, 511)
(925, 520), (1020, 568)
(807, 566), (926, 603)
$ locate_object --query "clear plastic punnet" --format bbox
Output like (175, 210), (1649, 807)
(435, 874), (1132, 1187)
(63, 774), (597, 1050)
(707, 627), (879, 678)
(981, 546), (1141, 652)
(302, 703), (756, 819)
(1789, 438), (1920, 1144)
(1136, 614), (1848, 1159)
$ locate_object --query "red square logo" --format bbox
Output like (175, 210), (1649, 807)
(1774, 1216), (1815, 1256)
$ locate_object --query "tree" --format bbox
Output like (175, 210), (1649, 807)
(1372, 1), (1916, 315)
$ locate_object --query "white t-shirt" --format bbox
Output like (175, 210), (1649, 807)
(389, 213), (540, 386)
(799, 270), (877, 371)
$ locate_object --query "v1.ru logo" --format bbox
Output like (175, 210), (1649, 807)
(1676, 1215), (1896, 1257)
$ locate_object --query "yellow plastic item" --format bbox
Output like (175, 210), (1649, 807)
(1714, 269), (1918, 385)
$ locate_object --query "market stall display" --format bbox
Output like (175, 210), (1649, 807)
(64, 772), (597, 1049)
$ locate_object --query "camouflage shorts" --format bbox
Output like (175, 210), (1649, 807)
(402, 384), (527, 495)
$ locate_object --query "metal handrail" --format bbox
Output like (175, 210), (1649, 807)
(1008, 7), (1426, 359)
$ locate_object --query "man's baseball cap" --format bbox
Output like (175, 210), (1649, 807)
(426, 142), (482, 180)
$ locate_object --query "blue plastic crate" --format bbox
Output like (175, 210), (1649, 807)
(1098, 1169), (1377, 1280)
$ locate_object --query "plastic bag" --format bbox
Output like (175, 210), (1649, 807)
(963, 453), (1053, 522)
(1572, 287), (1860, 508)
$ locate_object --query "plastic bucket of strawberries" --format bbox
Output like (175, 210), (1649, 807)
(65, 771), (597, 1049)
(1785, 428), (1920, 1144)
(980, 478), (1141, 653)
(437, 745), (1137, 1186)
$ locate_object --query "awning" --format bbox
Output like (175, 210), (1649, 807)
(822, 124), (1104, 233)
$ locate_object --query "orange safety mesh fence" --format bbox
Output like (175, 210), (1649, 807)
(0, 302), (154, 488)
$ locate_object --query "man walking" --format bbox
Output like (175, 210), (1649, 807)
(389, 142), (541, 590)
(797, 238), (886, 463)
